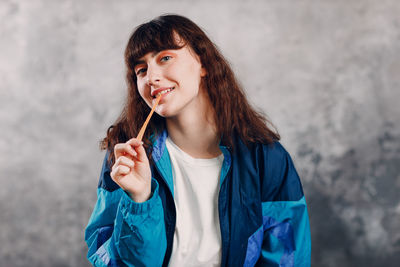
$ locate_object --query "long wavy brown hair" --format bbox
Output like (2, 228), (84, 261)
(101, 14), (280, 165)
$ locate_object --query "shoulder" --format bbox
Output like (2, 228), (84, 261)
(232, 135), (294, 179)
(253, 140), (293, 180)
(255, 141), (304, 202)
(258, 141), (295, 174)
(230, 136), (304, 201)
(259, 141), (289, 161)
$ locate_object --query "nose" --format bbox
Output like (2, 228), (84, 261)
(146, 64), (161, 86)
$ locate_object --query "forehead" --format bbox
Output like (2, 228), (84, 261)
(130, 31), (183, 64)
(136, 45), (200, 65)
(139, 32), (184, 57)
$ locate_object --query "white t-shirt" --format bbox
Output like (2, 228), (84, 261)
(166, 136), (224, 267)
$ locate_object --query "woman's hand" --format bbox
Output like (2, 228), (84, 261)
(110, 138), (152, 203)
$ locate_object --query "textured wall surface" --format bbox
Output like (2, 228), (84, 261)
(1, 0), (399, 266)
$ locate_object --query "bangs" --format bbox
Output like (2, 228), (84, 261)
(126, 20), (185, 70)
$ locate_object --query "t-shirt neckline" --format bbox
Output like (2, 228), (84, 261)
(165, 136), (224, 166)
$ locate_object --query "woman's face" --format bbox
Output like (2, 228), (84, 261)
(134, 44), (207, 118)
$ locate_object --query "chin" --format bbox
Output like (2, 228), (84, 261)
(155, 106), (174, 118)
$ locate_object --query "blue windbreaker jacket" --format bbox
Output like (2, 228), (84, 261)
(85, 130), (311, 266)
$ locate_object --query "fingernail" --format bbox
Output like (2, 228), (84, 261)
(140, 141), (144, 145)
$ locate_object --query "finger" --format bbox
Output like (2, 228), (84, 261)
(127, 138), (148, 163)
(115, 143), (138, 159)
(110, 168), (124, 188)
(126, 138), (143, 147)
(112, 165), (131, 179)
(115, 156), (135, 169)
(114, 142), (137, 159)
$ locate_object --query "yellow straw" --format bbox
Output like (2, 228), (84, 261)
(136, 94), (162, 141)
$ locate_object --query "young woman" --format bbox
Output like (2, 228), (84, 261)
(85, 14), (311, 267)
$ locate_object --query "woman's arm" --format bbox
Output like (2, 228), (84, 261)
(84, 152), (167, 267)
(256, 142), (311, 267)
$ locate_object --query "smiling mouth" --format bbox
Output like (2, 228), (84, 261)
(153, 87), (174, 98)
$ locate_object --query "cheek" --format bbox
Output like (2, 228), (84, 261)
(175, 64), (202, 85)
(188, 61), (203, 80)
(136, 81), (147, 97)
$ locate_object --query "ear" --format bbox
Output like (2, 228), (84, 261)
(200, 67), (207, 77)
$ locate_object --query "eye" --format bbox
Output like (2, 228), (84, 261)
(160, 55), (172, 62)
(136, 68), (147, 75)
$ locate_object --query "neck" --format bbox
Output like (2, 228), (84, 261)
(165, 93), (221, 159)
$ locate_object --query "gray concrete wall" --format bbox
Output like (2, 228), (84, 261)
(1, 0), (399, 266)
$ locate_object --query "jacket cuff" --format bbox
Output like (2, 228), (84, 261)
(120, 178), (160, 215)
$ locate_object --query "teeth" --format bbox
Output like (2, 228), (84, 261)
(155, 87), (173, 97)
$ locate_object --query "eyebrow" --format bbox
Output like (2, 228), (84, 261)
(133, 51), (160, 68)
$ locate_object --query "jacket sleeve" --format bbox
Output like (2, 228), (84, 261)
(256, 142), (311, 267)
(84, 152), (167, 267)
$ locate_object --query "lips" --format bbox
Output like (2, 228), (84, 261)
(151, 87), (175, 98)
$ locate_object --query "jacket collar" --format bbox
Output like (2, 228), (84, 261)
(150, 129), (232, 191)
